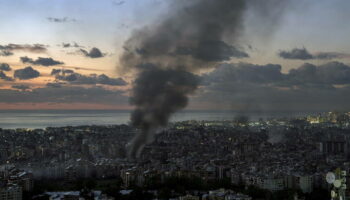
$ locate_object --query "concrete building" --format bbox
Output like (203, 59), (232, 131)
(297, 175), (313, 193)
(0, 185), (22, 200)
(319, 139), (348, 157)
(259, 178), (284, 191)
(179, 194), (200, 200)
(203, 189), (252, 200)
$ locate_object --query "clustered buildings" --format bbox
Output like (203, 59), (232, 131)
(1, 111), (350, 199)
(0, 165), (33, 200)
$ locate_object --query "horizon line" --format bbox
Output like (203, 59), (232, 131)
(0, 109), (337, 113)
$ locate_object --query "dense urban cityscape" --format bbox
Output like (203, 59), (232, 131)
(1, 0), (350, 199)
(1, 111), (350, 199)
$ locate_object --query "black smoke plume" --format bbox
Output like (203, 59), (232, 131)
(120, 0), (289, 159)
(128, 64), (199, 158)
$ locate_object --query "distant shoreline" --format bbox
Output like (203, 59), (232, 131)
(0, 110), (334, 129)
(0, 109), (324, 113)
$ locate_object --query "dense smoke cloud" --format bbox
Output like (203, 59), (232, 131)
(128, 65), (199, 158)
(120, 0), (290, 159)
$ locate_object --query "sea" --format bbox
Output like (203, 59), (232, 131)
(0, 110), (314, 129)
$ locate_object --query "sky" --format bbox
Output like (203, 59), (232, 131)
(1, 0), (350, 112)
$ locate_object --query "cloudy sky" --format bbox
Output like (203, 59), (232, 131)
(1, 0), (350, 111)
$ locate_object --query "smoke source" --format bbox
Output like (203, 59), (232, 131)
(120, 0), (290, 159)
(128, 64), (199, 158)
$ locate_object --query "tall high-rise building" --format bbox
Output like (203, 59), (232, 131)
(319, 140), (348, 157)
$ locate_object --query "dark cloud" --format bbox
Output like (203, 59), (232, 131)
(63, 69), (74, 74)
(203, 63), (283, 84)
(313, 52), (350, 60)
(80, 48), (105, 58)
(0, 71), (13, 81)
(47, 17), (76, 23)
(62, 43), (70, 48)
(203, 62), (350, 87)
(56, 73), (78, 82)
(278, 48), (313, 60)
(288, 62), (350, 85)
(51, 69), (74, 75)
(0, 63), (11, 71)
(97, 74), (127, 86)
(56, 73), (127, 86)
(278, 47), (350, 60)
(196, 62), (350, 112)
(51, 69), (61, 75)
(20, 56), (64, 66)
(0, 50), (13, 56)
(0, 86), (128, 105)
(0, 64), (11, 81)
(61, 42), (82, 48)
(12, 85), (30, 91)
(0, 44), (47, 54)
(46, 82), (63, 88)
(14, 67), (40, 80)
